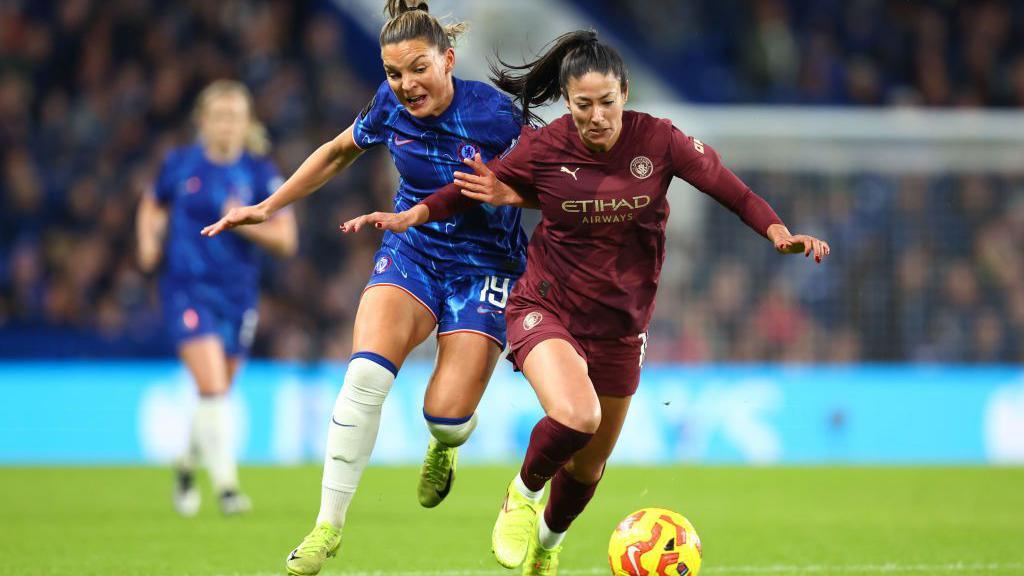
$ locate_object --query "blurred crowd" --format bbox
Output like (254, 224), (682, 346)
(587, 0), (1024, 106)
(647, 172), (1024, 363)
(1, 0), (1022, 362)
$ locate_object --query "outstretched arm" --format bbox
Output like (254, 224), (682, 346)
(671, 128), (830, 263)
(202, 126), (364, 237)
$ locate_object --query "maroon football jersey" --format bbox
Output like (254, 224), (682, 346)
(422, 110), (783, 339)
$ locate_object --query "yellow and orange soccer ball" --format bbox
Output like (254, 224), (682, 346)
(608, 508), (702, 576)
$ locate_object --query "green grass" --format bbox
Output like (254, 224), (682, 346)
(1, 466), (1022, 576)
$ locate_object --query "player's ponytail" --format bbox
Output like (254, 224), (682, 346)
(193, 79), (270, 156)
(380, 0), (467, 52)
(490, 29), (628, 126)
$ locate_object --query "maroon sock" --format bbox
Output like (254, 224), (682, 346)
(543, 467), (601, 533)
(519, 417), (593, 492)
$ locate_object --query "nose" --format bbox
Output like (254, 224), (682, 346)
(591, 107), (605, 124)
(402, 78), (418, 95)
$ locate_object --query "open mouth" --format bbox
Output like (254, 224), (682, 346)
(406, 94), (427, 109)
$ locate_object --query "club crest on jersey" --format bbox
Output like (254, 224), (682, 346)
(630, 156), (654, 180)
(185, 177), (201, 194)
(182, 308), (199, 331)
(457, 141), (480, 161)
(523, 311), (543, 331)
(373, 256), (392, 275)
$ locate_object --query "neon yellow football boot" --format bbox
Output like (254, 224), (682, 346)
(492, 481), (541, 568)
(285, 522), (341, 576)
(523, 530), (561, 576)
(418, 437), (457, 507)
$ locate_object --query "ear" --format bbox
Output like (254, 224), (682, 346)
(622, 82), (629, 104)
(443, 47), (455, 74)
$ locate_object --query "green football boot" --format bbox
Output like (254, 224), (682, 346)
(492, 482), (542, 568)
(417, 437), (457, 507)
(523, 529), (561, 576)
(286, 522), (342, 576)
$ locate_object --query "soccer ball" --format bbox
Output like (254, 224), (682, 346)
(608, 508), (702, 576)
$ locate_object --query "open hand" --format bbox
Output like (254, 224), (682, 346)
(340, 211), (415, 234)
(201, 203), (269, 237)
(774, 233), (830, 263)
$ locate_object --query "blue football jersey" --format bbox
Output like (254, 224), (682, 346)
(352, 77), (528, 275)
(154, 144), (282, 297)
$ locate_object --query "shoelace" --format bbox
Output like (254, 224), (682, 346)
(533, 547), (560, 575)
(425, 444), (451, 487)
(298, 526), (336, 555)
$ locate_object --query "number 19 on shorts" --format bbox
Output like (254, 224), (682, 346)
(479, 276), (510, 308)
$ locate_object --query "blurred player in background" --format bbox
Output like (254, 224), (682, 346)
(136, 80), (298, 516)
(201, 1), (530, 573)
(343, 30), (830, 576)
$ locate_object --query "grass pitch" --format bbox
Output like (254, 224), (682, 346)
(1, 466), (1022, 576)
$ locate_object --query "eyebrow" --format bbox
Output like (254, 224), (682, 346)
(575, 91), (616, 101)
(384, 54), (428, 71)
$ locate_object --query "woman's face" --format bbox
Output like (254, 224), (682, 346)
(565, 72), (628, 152)
(199, 91), (250, 153)
(381, 39), (455, 118)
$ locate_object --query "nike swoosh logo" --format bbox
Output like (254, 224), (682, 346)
(287, 549), (300, 561)
(394, 137), (415, 146)
(331, 416), (357, 428)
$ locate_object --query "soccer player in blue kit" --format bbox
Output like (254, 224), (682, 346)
(136, 80), (298, 516)
(201, 2), (529, 573)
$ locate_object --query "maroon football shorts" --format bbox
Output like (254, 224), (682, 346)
(506, 299), (647, 397)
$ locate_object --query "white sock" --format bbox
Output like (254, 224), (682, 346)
(514, 472), (543, 503)
(538, 514), (566, 550)
(317, 355), (396, 529)
(316, 486), (353, 529)
(194, 394), (238, 493)
(180, 410), (201, 471)
(425, 412), (478, 447)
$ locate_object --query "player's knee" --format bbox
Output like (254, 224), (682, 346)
(550, 402), (601, 435)
(424, 411), (478, 447)
(338, 352), (398, 407)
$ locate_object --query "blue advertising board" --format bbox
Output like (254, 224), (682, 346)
(1, 362), (1022, 465)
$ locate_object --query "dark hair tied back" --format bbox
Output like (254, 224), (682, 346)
(380, 0), (467, 52)
(490, 29), (628, 126)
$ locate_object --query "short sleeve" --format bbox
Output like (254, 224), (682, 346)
(489, 125), (536, 190)
(351, 81), (393, 150)
(153, 151), (178, 205)
(490, 95), (526, 151)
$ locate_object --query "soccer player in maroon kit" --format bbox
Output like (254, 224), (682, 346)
(343, 30), (829, 576)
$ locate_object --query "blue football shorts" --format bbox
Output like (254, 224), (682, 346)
(364, 246), (517, 348)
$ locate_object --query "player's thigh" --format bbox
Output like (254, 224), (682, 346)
(179, 334), (230, 395)
(424, 331), (502, 418)
(352, 285), (437, 367)
(565, 394), (632, 484)
(522, 338), (601, 434)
